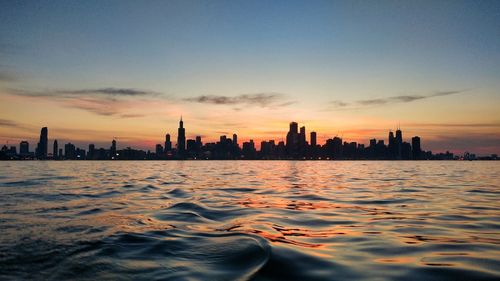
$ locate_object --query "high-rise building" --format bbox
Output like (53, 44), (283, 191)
(412, 136), (421, 160)
(395, 129), (403, 159)
(88, 144), (95, 160)
(19, 141), (29, 156)
(388, 131), (395, 158)
(232, 134), (238, 147)
(36, 127), (48, 159)
(53, 140), (58, 159)
(242, 140), (256, 159)
(177, 116), (186, 154)
(155, 144), (164, 156)
(110, 139), (117, 159)
(165, 134), (172, 151)
(310, 132), (317, 147)
(286, 122), (299, 157)
(299, 126), (306, 154)
(65, 143), (76, 160)
(195, 136), (202, 148)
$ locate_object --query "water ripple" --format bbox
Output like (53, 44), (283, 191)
(0, 161), (499, 280)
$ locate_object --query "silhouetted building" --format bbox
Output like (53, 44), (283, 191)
(196, 136), (202, 147)
(232, 134), (238, 147)
(376, 140), (386, 159)
(242, 140), (256, 159)
(6, 146), (17, 157)
(286, 122), (299, 157)
(65, 143), (76, 160)
(388, 131), (395, 159)
(310, 132), (317, 147)
(299, 126), (306, 155)
(155, 144), (163, 157)
(36, 127), (48, 159)
(325, 136), (343, 159)
(110, 139), (117, 159)
(76, 148), (86, 160)
(412, 136), (421, 160)
(19, 141), (29, 156)
(177, 116), (186, 156)
(88, 144), (95, 160)
(395, 129), (403, 159)
(402, 142), (411, 160)
(164, 134), (172, 152)
(53, 140), (58, 159)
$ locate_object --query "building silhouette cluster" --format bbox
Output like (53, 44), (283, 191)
(1, 118), (497, 161)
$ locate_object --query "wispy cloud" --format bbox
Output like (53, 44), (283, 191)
(63, 97), (123, 116)
(330, 90), (467, 109)
(183, 93), (293, 108)
(120, 113), (146, 118)
(5, 87), (164, 117)
(330, 100), (349, 107)
(8, 87), (160, 98)
(0, 118), (34, 131)
(0, 118), (19, 127)
(60, 88), (159, 97)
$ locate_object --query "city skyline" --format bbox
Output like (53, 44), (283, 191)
(1, 1), (500, 155)
(2, 118), (496, 160)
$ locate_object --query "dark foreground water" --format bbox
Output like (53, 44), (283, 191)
(0, 161), (499, 280)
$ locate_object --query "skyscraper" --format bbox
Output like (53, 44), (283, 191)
(232, 134), (238, 147)
(310, 131), (317, 147)
(88, 144), (95, 160)
(110, 139), (117, 159)
(412, 136), (421, 160)
(155, 144), (163, 156)
(299, 126), (306, 154)
(286, 122), (299, 157)
(177, 116), (186, 154)
(36, 127), (48, 159)
(165, 134), (172, 151)
(196, 136), (202, 148)
(395, 129), (403, 160)
(388, 131), (395, 158)
(19, 141), (29, 156)
(53, 139), (58, 159)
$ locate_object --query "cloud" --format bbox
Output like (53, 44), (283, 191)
(64, 97), (122, 116)
(4, 87), (165, 117)
(330, 100), (349, 107)
(330, 90), (467, 109)
(0, 118), (34, 132)
(60, 88), (159, 97)
(183, 93), (292, 108)
(120, 113), (146, 118)
(7, 87), (159, 98)
(0, 119), (20, 127)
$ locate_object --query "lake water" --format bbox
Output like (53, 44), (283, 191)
(0, 161), (499, 280)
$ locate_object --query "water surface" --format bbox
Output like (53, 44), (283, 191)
(0, 161), (499, 280)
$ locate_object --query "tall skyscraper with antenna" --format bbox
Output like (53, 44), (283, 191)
(177, 116), (186, 155)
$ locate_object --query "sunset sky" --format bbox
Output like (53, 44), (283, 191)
(1, 0), (499, 154)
